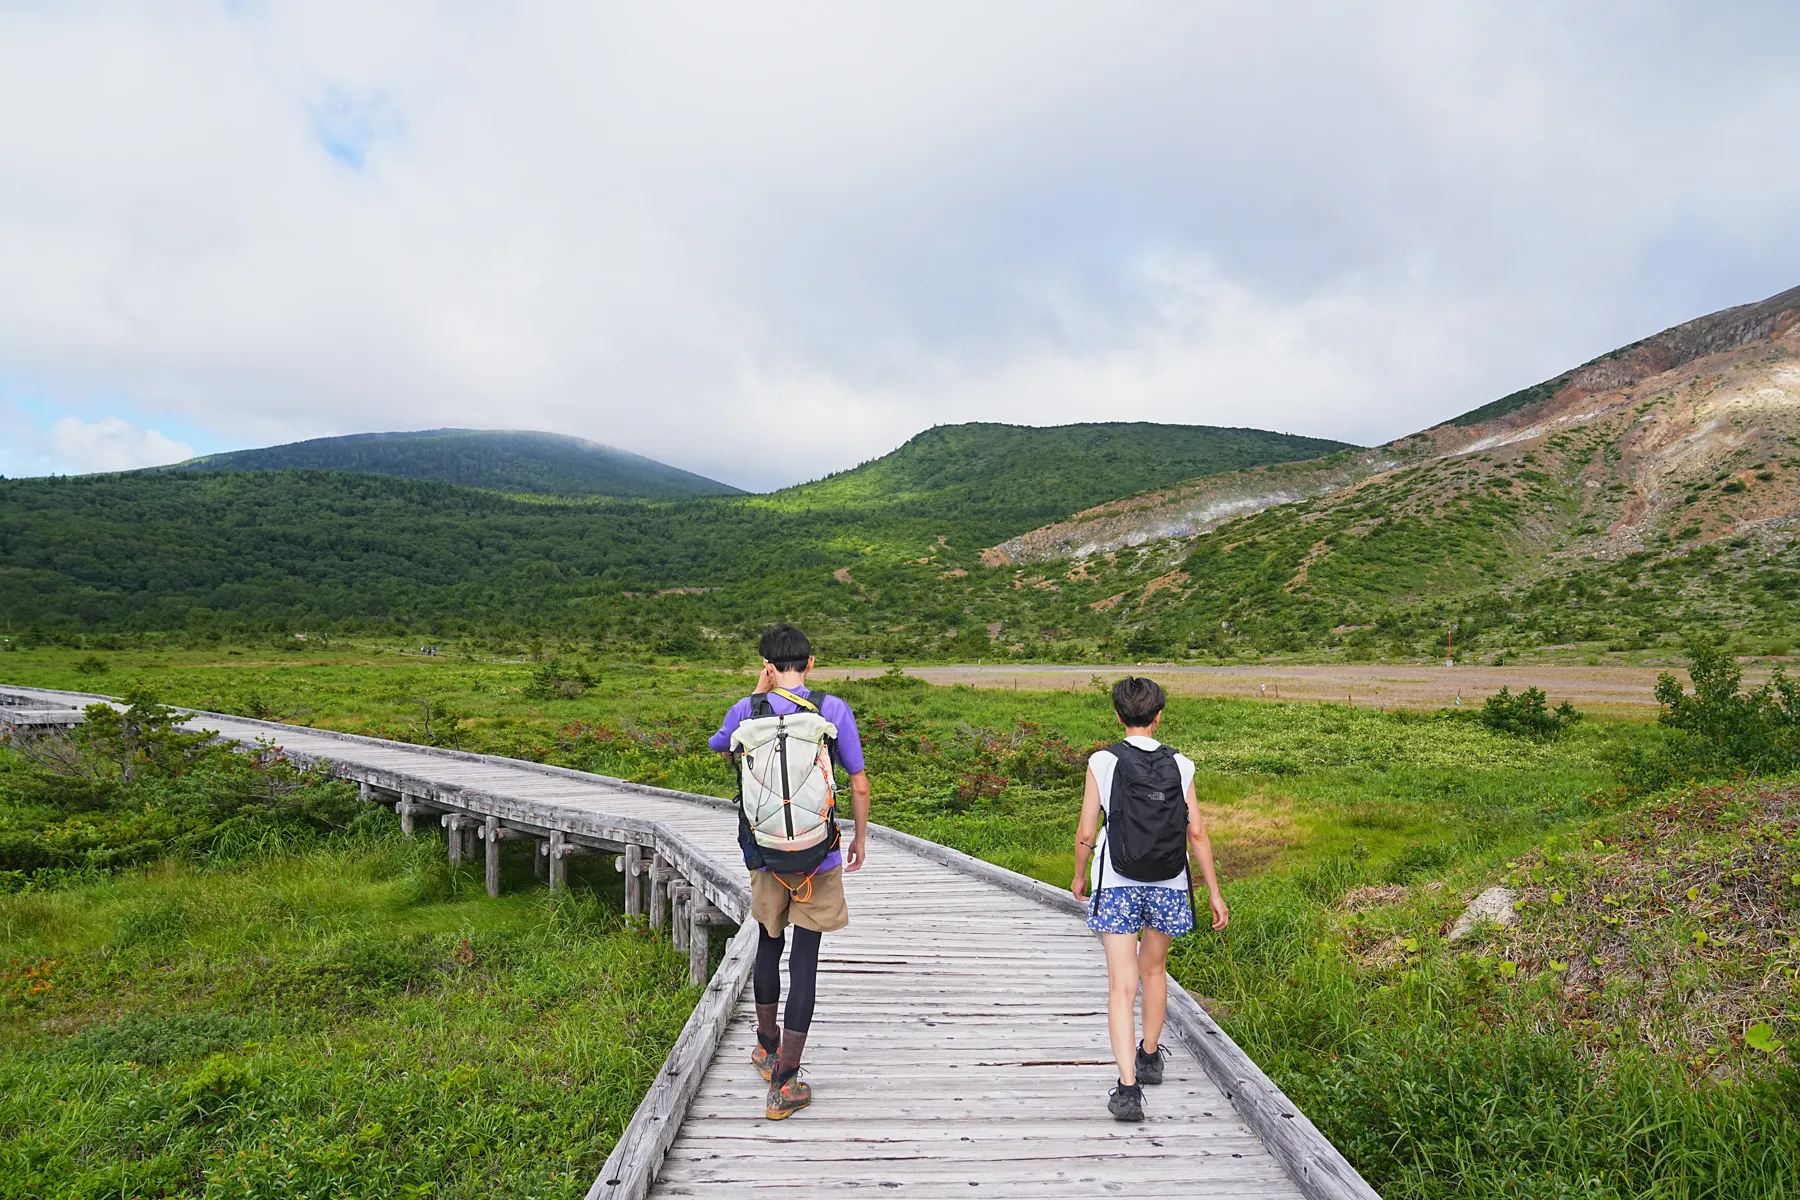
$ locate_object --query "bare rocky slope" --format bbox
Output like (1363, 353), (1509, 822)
(987, 284), (1800, 569)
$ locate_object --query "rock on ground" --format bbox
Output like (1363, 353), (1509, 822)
(1448, 886), (1518, 941)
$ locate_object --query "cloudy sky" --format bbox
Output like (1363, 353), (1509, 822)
(2, 3), (1797, 491)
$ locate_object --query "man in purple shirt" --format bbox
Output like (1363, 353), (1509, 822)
(710, 624), (870, 1120)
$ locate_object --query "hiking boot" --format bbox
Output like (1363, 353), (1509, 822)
(751, 1039), (778, 1081)
(766, 1071), (811, 1119)
(1136, 1041), (1170, 1085)
(1108, 1081), (1145, 1122)
(752, 1005), (781, 1080)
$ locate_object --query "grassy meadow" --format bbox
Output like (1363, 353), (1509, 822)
(0, 842), (690, 1200)
(3, 643), (1797, 1198)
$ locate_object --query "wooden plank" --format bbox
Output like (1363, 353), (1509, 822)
(868, 823), (1087, 917)
(678, 1098), (1232, 1124)
(688, 1073), (1232, 1099)
(586, 922), (759, 1200)
(653, 1159), (1295, 1187)
(670, 1116), (1257, 1138)
(654, 1183), (1300, 1199)
(659, 1135), (1282, 1162)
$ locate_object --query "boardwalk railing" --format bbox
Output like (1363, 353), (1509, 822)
(2, 685), (1379, 1200)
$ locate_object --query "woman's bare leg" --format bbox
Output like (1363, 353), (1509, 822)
(1101, 932), (1143, 1084)
(1137, 928), (1173, 1054)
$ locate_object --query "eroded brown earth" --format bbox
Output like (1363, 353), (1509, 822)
(812, 661), (1782, 714)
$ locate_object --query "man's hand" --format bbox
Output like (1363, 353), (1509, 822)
(752, 663), (778, 695)
(845, 832), (869, 872)
(1070, 873), (1088, 901)
(1208, 891), (1230, 931)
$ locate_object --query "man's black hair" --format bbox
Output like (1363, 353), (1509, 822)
(759, 624), (813, 672)
(1112, 676), (1166, 727)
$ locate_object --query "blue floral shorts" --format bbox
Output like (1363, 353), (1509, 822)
(1086, 885), (1195, 936)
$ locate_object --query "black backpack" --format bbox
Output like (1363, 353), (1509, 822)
(1099, 742), (1189, 884)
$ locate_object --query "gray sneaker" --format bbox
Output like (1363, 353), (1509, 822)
(1136, 1041), (1170, 1085)
(1107, 1082), (1145, 1122)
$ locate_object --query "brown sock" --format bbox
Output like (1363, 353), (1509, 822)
(756, 1004), (780, 1051)
(774, 1028), (808, 1082)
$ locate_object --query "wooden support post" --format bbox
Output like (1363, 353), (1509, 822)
(624, 845), (644, 919)
(534, 837), (549, 882)
(358, 781), (373, 805)
(442, 813), (470, 864)
(670, 884), (691, 952)
(547, 830), (567, 892)
(484, 815), (502, 898)
(398, 794), (417, 838)
(688, 902), (721, 986)
(648, 856), (670, 931)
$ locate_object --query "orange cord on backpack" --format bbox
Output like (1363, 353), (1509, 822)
(777, 870), (817, 903)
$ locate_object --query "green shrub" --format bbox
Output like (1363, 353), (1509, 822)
(0, 696), (366, 889)
(1646, 635), (1800, 782)
(525, 657), (595, 700)
(1480, 686), (1582, 740)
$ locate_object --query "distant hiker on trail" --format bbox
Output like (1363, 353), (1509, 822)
(1071, 676), (1229, 1122)
(709, 624), (871, 1120)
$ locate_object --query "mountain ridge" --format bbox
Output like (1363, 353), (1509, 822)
(989, 283), (1800, 568)
(0, 419), (1349, 636)
(759, 421), (1354, 553)
(173, 428), (743, 498)
(5, 288), (1799, 668)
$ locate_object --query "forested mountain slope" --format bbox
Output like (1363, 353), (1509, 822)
(0, 421), (1343, 647)
(8, 283), (1798, 667)
(174, 429), (742, 498)
(765, 422), (1349, 546)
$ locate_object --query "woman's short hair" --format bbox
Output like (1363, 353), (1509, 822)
(1112, 676), (1166, 726)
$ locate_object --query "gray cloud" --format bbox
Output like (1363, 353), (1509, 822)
(1, 2), (1797, 490)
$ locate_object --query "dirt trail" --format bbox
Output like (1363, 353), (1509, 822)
(810, 662), (1779, 714)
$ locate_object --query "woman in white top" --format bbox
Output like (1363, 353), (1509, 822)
(1071, 677), (1229, 1123)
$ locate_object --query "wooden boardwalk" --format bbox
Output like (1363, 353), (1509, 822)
(1, 686), (1376, 1200)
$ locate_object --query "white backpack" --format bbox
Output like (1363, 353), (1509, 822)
(730, 688), (840, 873)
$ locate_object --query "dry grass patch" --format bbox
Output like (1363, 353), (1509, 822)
(1476, 782), (1800, 1073)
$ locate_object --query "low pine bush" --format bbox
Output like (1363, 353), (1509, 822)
(1480, 686), (1583, 740)
(0, 695), (371, 891)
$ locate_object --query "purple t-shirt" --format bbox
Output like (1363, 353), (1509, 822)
(711, 686), (864, 872)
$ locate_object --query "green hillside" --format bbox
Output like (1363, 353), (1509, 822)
(174, 429), (742, 498)
(764, 422), (1352, 544)
(0, 421), (1349, 649)
(0, 471), (753, 634)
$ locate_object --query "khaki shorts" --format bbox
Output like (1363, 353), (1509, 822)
(750, 866), (849, 937)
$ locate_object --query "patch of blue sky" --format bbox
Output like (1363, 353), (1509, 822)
(0, 382), (230, 478)
(310, 89), (401, 170)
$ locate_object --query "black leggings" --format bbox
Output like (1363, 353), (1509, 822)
(753, 925), (821, 1033)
